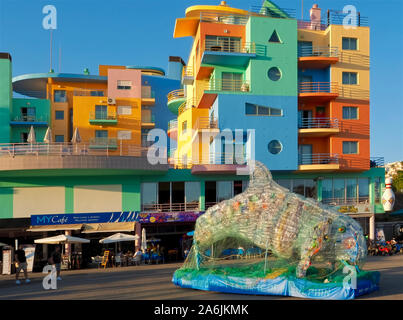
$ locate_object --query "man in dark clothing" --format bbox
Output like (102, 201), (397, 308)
(15, 245), (30, 285)
(49, 246), (62, 280)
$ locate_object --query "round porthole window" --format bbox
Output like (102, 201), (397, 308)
(268, 140), (282, 154)
(268, 67), (282, 81)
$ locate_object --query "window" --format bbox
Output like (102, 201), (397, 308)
(95, 130), (108, 140)
(20, 132), (28, 143)
(269, 30), (281, 43)
(343, 141), (358, 154)
(268, 140), (282, 154)
(342, 106), (358, 119)
(55, 110), (64, 120)
(205, 35), (241, 52)
(54, 90), (67, 102)
(20, 107), (36, 121)
(55, 135), (64, 143)
(95, 105), (107, 119)
(342, 37), (357, 50)
(291, 179), (316, 199)
(358, 178), (369, 202)
(217, 181), (233, 202)
(221, 72), (243, 91)
(182, 121), (187, 133)
(342, 72), (358, 85)
(117, 106), (132, 115)
(117, 130), (131, 140)
(277, 179), (292, 191)
(374, 177), (381, 204)
(90, 91), (104, 97)
(268, 67), (282, 81)
(185, 182), (200, 208)
(245, 103), (282, 116)
(141, 183), (158, 209)
(117, 80), (132, 90)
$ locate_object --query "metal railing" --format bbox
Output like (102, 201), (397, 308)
(298, 82), (339, 94)
(298, 46), (339, 58)
(298, 153), (339, 165)
(204, 40), (256, 55)
(10, 115), (48, 123)
(89, 111), (117, 121)
(297, 20), (327, 31)
(322, 197), (370, 206)
(167, 89), (185, 103)
(195, 117), (218, 130)
(250, 6), (296, 18)
(170, 152), (249, 168)
(73, 90), (105, 97)
(299, 117), (339, 129)
(339, 86), (370, 100)
(208, 79), (250, 92)
(200, 12), (250, 26)
(183, 66), (194, 77)
(370, 157), (385, 168)
(178, 98), (197, 115)
(0, 142), (164, 158)
(298, 10), (368, 29)
(141, 202), (200, 212)
(168, 119), (178, 131)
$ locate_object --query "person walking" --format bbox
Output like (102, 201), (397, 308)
(49, 246), (62, 280)
(14, 245), (30, 285)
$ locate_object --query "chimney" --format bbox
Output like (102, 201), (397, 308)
(167, 56), (185, 81)
(310, 4), (321, 30)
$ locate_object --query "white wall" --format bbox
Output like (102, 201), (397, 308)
(74, 184), (122, 213)
(13, 187), (65, 218)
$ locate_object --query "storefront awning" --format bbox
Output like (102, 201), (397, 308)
(27, 224), (83, 232)
(81, 222), (135, 234)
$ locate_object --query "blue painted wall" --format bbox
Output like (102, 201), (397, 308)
(210, 94), (298, 171)
(298, 67), (330, 83)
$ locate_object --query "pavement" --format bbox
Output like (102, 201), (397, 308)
(0, 255), (402, 300)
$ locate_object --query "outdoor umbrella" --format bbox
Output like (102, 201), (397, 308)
(34, 234), (90, 244)
(141, 228), (147, 252)
(100, 233), (139, 254)
(71, 127), (82, 153)
(27, 125), (36, 152)
(43, 127), (52, 153)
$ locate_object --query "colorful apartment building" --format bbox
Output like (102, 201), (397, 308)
(0, 1), (385, 260)
(169, 1), (385, 236)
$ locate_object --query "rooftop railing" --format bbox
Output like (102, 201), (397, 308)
(299, 117), (339, 129)
(298, 10), (368, 29)
(370, 157), (385, 168)
(199, 12), (250, 25)
(250, 6), (296, 18)
(298, 153), (339, 165)
(298, 46), (339, 58)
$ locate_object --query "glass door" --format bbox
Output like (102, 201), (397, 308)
(298, 144), (313, 165)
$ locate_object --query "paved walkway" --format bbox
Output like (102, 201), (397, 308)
(0, 255), (402, 300)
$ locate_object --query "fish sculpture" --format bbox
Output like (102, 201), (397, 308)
(192, 162), (367, 278)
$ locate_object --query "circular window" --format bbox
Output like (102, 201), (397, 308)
(268, 67), (282, 81)
(268, 140), (282, 154)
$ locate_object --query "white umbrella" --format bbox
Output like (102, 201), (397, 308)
(43, 127), (53, 143)
(141, 228), (147, 252)
(34, 234), (90, 244)
(71, 127), (82, 143)
(99, 233), (139, 244)
(0, 242), (8, 247)
(27, 125), (36, 144)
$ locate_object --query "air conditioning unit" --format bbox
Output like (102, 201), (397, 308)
(107, 97), (116, 105)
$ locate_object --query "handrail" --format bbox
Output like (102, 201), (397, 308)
(209, 79), (250, 92)
(167, 89), (185, 103)
(178, 98), (197, 115)
(199, 12), (250, 26)
(299, 117), (339, 129)
(204, 40), (256, 55)
(298, 82), (339, 94)
(73, 89), (105, 97)
(195, 117), (218, 130)
(10, 115), (48, 123)
(141, 202), (200, 212)
(89, 111), (117, 121)
(370, 157), (385, 168)
(322, 197), (370, 206)
(298, 153), (339, 165)
(298, 46), (339, 58)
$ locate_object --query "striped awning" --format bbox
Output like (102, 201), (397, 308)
(27, 224), (83, 232)
(81, 222), (135, 234)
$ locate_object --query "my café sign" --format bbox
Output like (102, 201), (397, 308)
(31, 211), (206, 226)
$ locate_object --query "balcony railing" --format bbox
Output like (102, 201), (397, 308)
(89, 111), (117, 122)
(298, 153), (339, 165)
(170, 152), (249, 169)
(322, 197), (370, 206)
(339, 86), (370, 100)
(167, 89), (185, 103)
(298, 10), (368, 30)
(199, 12), (250, 26)
(204, 40), (256, 55)
(250, 6), (296, 18)
(298, 82), (338, 94)
(10, 115), (48, 123)
(0, 142), (159, 158)
(208, 79), (250, 92)
(370, 157), (385, 168)
(299, 117), (339, 129)
(195, 117), (218, 130)
(298, 46), (339, 58)
(141, 202), (200, 213)
(73, 90), (105, 97)
(178, 98), (197, 115)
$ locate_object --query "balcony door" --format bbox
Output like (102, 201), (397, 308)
(222, 72), (242, 91)
(205, 36), (241, 53)
(298, 110), (313, 128)
(299, 144), (313, 165)
(21, 107), (35, 121)
(95, 105), (107, 120)
(298, 41), (313, 57)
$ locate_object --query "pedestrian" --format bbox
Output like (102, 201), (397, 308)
(49, 246), (62, 280)
(14, 245), (30, 285)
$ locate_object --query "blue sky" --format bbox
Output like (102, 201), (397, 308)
(0, 0), (402, 163)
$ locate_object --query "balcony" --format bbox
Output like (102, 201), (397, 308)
(298, 153), (340, 171)
(298, 82), (339, 102)
(167, 89), (186, 115)
(167, 119), (178, 140)
(201, 40), (257, 67)
(197, 79), (250, 109)
(9, 115), (48, 127)
(0, 142), (168, 172)
(141, 86), (155, 106)
(89, 111), (117, 125)
(182, 66), (194, 85)
(141, 114), (156, 128)
(195, 116), (218, 130)
(298, 117), (339, 137)
(89, 138), (118, 150)
(298, 46), (339, 69)
(141, 202), (200, 213)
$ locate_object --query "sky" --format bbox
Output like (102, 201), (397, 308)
(0, 0), (402, 163)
